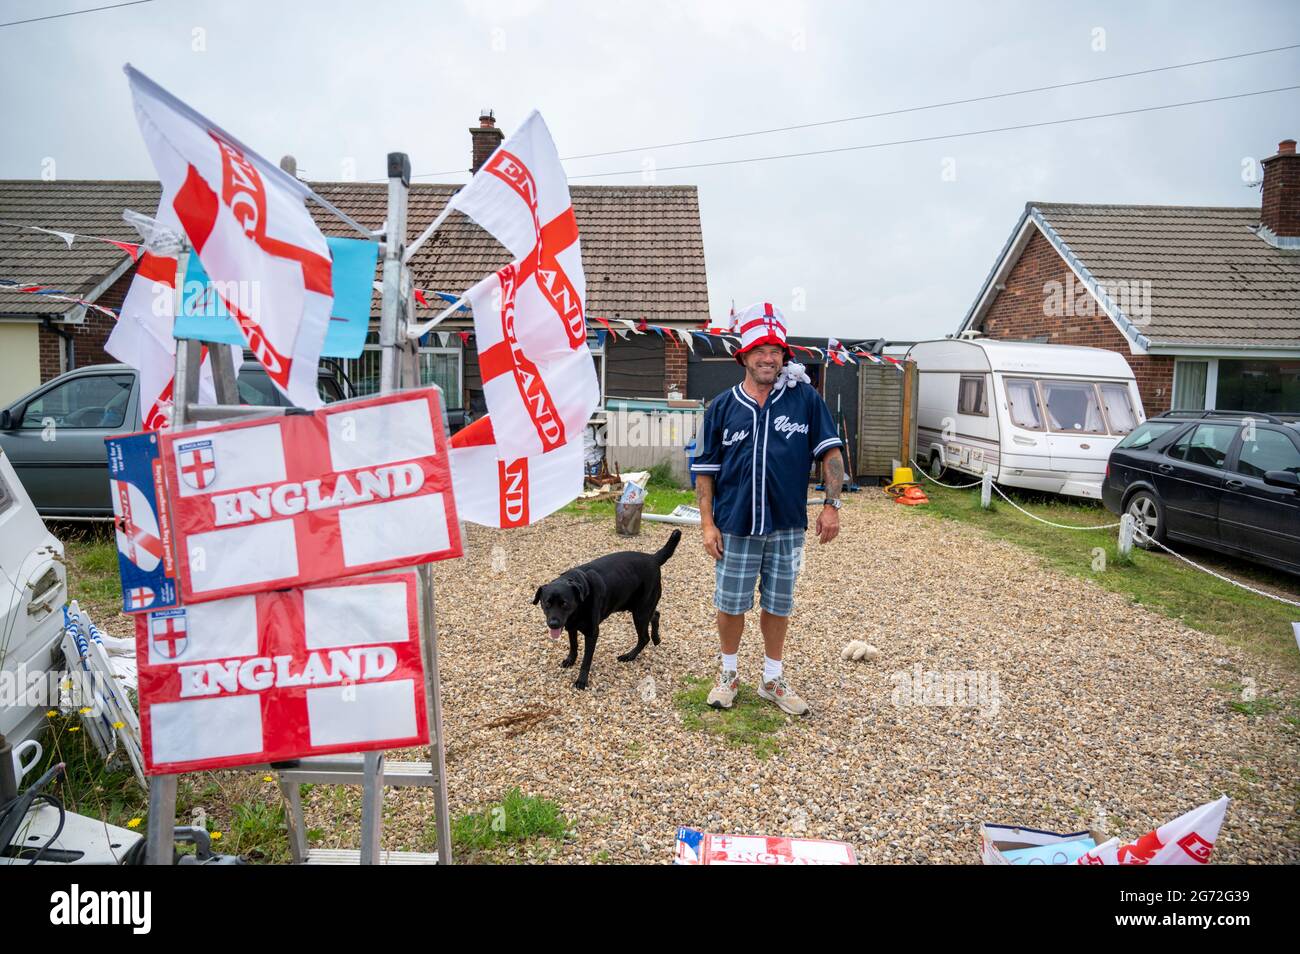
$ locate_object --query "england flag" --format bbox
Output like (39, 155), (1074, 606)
(447, 111), (599, 458)
(159, 388), (462, 603)
(135, 573), (429, 774)
(449, 415), (582, 528)
(124, 65), (332, 410)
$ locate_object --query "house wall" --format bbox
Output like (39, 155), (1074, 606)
(36, 265), (132, 382)
(976, 228), (1175, 414)
(0, 323), (41, 405)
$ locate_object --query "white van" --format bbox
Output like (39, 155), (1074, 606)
(0, 444), (67, 748)
(907, 338), (1145, 499)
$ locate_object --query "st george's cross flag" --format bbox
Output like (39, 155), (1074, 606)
(449, 111), (599, 458)
(158, 388), (462, 603)
(135, 572), (429, 774)
(1075, 796), (1230, 865)
(448, 415), (582, 528)
(124, 64), (332, 410)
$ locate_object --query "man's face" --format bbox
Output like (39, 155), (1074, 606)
(743, 344), (785, 385)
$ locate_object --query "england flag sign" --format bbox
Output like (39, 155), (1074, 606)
(159, 387), (462, 603)
(135, 573), (429, 774)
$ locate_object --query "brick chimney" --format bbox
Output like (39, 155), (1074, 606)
(469, 109), (504, 173)
(1260, 138), (1299, 239)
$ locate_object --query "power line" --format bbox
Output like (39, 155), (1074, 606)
(0, 0), (158, 29)
(566, 85), (1300, 180)
(408, 41), (1300, 180)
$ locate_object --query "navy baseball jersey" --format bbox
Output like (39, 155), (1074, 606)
(691, 381), (843, 536)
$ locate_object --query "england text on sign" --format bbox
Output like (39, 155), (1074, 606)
(136, 572), (428, 774)
(159, 387), (462, 603)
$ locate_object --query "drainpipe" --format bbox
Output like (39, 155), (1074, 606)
(42, 317), (75, 374)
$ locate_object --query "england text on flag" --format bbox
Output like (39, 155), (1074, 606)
(445, 111), (599, 457)
(124, 65), (332, 410)
(135, 573), (429, 774)
(448, 415), (582, 528)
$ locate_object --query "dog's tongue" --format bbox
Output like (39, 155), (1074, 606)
(548, 627), (562, 641)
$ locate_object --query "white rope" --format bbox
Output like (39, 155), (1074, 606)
(908, 458), (982, 489)
(989, 481), (1121, 530)
(1134, 528), (1300, 609)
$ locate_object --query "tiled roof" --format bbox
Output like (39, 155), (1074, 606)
(1033, 202), (1300, 349)
(0, 179), (710, 324)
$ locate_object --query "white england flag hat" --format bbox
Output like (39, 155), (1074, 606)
(734, 301), (792, 364)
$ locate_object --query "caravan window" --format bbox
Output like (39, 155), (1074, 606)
(1005, 378), (1043, 429)
(1041, 381), (1106, 434)
(1099, 384), (1137, 434)
(958, 375), (988, 416)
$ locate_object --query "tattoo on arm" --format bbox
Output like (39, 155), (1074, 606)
(824, 450), (844, 502)
(696, 474), (714, 523)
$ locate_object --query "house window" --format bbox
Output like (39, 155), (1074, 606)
(1173, 360), (1209, 410)
(340, 331), (462, 405)
(588, 331), (606, 400)
(1004, 377), (1043, 429)
(958, 375), (987, 416)
(1216, 359), (1300, 414)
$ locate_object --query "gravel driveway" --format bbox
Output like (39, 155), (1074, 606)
(305, 492), (1300, 863)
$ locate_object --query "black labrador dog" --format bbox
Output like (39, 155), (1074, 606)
(533, 530), (681, 689)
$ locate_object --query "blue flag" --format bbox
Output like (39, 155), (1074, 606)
(173, 237), (379, 358)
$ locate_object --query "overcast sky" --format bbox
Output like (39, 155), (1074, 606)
(2, 0), (1297, 340)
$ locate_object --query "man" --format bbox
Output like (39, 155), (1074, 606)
(691, 302), (845, 716)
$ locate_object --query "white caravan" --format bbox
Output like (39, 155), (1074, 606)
(907, 338), (1145, 499)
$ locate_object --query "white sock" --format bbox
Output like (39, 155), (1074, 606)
(721, 653), (738, 674)
(763, 656), (783, 683)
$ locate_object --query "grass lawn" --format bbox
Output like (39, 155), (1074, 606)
(903, 482), (1300, 673)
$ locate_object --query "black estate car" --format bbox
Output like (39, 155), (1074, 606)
(1102, 410), (1300, 576)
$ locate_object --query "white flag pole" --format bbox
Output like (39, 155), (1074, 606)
(407, 292), (469, 339)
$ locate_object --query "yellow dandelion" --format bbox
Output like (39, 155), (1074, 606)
(126, 818), (142, 829)
(79, 707), (92, 714)
(113, 721), (125, 730)
(45, 709), (57, 717)
(211, 831), (223, 840)
(262, 775), (273, 782)
(68, 726), (81, 733)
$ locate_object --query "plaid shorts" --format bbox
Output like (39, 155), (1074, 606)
(714, 528), (804, 617)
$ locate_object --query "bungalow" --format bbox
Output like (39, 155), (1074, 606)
(957, 138), (1300, 415)
(0, 111), (710, 408)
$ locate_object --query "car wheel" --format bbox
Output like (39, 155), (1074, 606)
(1125, 490), (1165, 549)
(928, 452), (946, 480)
